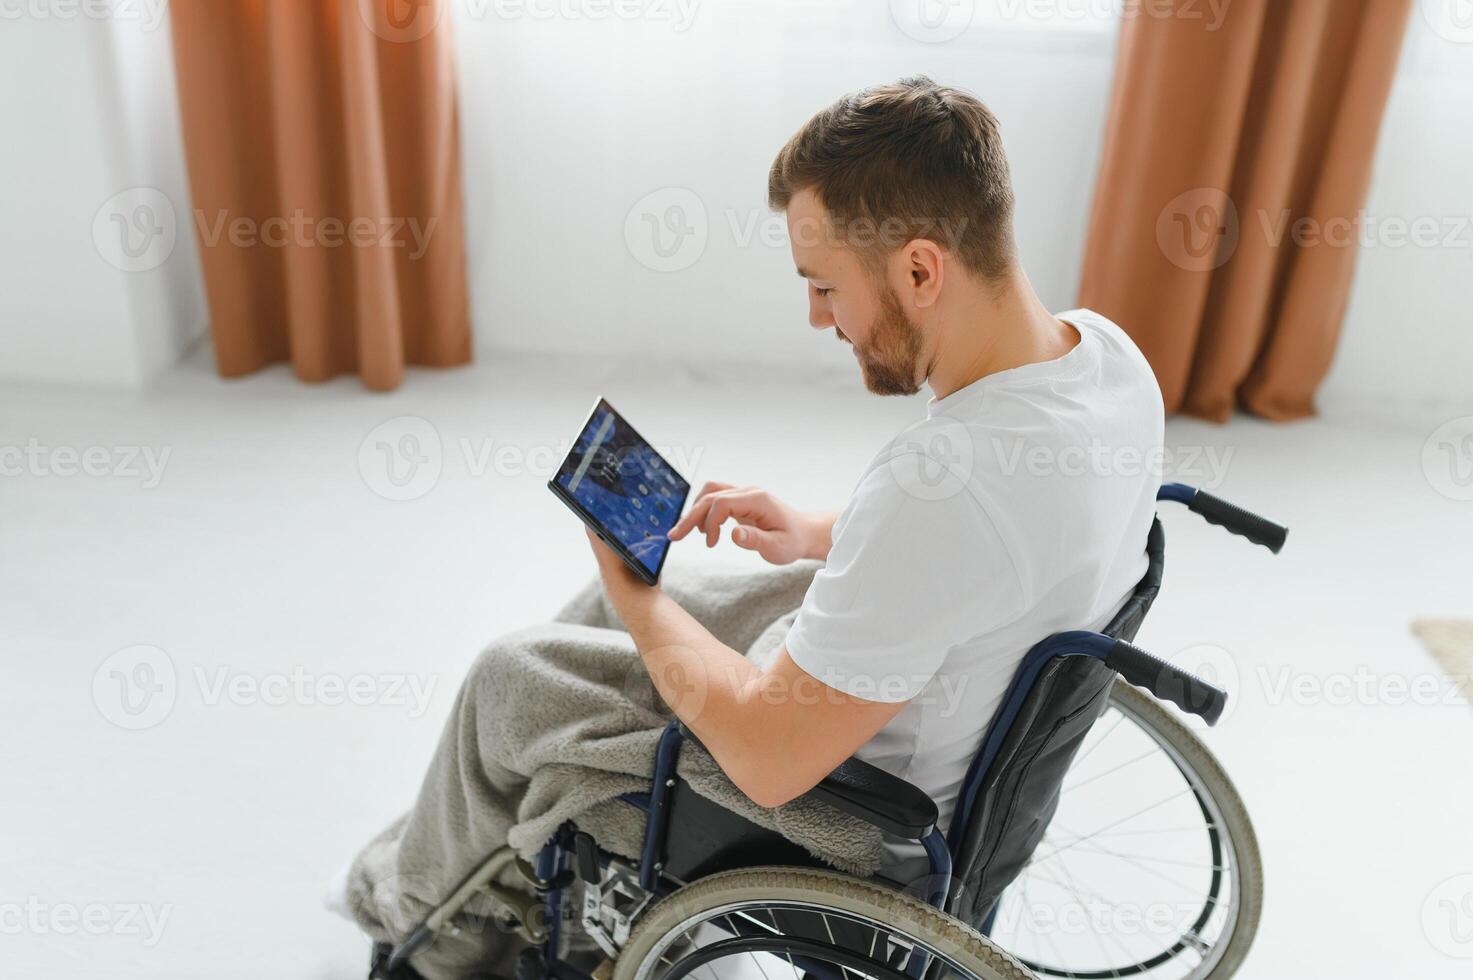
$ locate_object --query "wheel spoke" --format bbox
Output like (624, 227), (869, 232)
(1024, 867), (1071, 970)
(1065, 825), (1217, 840)
(987, 689), (1254, 980)
(1056, 840), (1224, 873)
(642, 898), (1003, 980)
(1019, 866), (1201, 978)
(746, 945), (775, 980)
(1032, 788), (1194, 863)
(1045, 832), (1212, 899)
(764, 909), (798, 976)
(1060, 747), (1163, 793)
(1022, 860), (1133, 915)
(1052, 849), (1127, 977)
(1068, 710), (1126, 771)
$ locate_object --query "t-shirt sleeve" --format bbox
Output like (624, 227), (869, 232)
(784, 457), (1026, 703)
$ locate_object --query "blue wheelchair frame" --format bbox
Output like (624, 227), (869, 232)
(515, 482), (1284, 979)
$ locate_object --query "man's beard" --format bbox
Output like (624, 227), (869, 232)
(842, 285), (924, 396)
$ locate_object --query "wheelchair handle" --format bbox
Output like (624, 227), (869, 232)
(1106, 639), (1228, 726)
(1189, 490), (1288, 554)
(1159, 483), (1288, 554)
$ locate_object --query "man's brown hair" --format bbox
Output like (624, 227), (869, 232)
(768, 76), (1016, 280)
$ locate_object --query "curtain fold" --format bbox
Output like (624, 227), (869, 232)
(169, 0), (471, 391)
(1078, 0), (1411, 421)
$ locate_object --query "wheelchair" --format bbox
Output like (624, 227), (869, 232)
(372, 482), (1288, 980)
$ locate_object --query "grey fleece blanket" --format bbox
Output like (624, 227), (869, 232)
(346, 560), (884, 979)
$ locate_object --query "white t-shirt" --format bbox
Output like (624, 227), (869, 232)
(783, 308), (1165, 879)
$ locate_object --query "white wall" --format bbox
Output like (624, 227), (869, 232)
(453, 0), (1472, 423)
(3, 0), (1465, 420)
(1319, 17), (1473, 421)
(451, 0), (1120, 376)
(0, 1), (204, 390)
(99, 2), (209, 384)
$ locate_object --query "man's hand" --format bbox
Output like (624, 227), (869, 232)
(668, 482), (836, 565)
(586, 528), (657, 612)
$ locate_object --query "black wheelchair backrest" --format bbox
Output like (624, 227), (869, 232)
(946, 518), (1166, 929)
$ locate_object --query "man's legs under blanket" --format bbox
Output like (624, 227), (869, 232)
(343, 560), (820, 980)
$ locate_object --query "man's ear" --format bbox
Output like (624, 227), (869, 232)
(903, 239), (945, 308)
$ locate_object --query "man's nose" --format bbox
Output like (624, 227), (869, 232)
(809, 302), (835, 330)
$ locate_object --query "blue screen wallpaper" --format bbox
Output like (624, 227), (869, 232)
(556, 403), (690, 574)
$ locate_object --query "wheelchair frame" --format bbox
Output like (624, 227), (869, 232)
(379, 483), (1287, 980)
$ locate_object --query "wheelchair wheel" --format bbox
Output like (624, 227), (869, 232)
(614, 866), (1038, 980)
(986, 680), (1262, 980)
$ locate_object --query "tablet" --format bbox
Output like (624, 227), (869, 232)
(548, 398), (691, 585)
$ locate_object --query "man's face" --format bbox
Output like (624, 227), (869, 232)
(785, 188), (925, 397)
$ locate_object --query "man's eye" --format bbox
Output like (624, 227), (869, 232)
(815, 287), (833, 297)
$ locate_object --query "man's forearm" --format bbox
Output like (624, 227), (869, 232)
(616, 591), (795, 804)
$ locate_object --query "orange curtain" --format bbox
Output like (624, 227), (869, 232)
(1078, 0), (1411, 421)
(169, 0), (471, 391)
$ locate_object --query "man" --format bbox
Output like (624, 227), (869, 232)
(338, 76), (1165, 972)
(586, 75), (1163, 875)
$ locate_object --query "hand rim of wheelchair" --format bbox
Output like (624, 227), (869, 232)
(987, 679), (1262, 980)
(613, 867), (1038, 980)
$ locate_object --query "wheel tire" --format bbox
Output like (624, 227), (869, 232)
(612, 866), (1039, 980)
(1106, 679), (1264, 980)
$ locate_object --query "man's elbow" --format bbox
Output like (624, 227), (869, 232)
(732, 766), (815, 810)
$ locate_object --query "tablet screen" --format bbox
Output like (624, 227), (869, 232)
(553, 400), (690, 576)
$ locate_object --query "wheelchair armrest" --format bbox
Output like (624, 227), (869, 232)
(676, 723), (939, 840)
(807, 756), (939, 840)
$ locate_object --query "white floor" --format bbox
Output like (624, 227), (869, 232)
(3, 350), (1471, 979)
